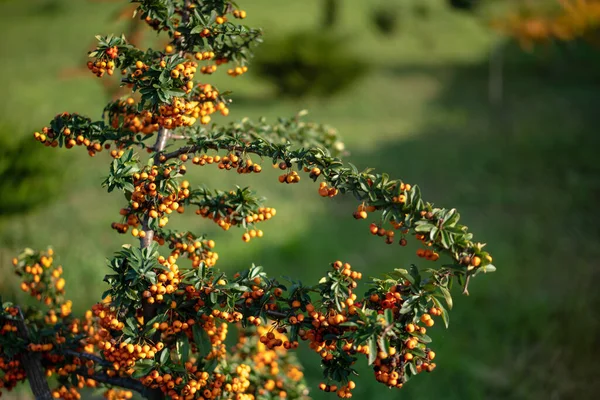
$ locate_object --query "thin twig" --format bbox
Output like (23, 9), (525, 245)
(182, 0), (191, 24)
(381, 323), (395, 337)
(63, 349), (112, 368)
(462, 274), (471, 296)
(177, 0), (191, 56)
(161, 144), (198, 160)
(160, 143), (251, 162)
(263, 309), (288, 320)
(169, 134), (190, 140)
(150, 127), (170, 161)
(75, 367), (148, 395)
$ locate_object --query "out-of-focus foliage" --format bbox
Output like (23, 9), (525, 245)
(492, 0), (600, 49)
(372, 6), (401, 36)
(0, 124), (63, 217)
(448, 0), (480, 11)
(59, 0), (166, 99)
(253, 31), (368, 98)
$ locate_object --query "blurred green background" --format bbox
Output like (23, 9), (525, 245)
(1, 0), (599, 399)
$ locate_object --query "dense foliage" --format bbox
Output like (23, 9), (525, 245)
(493, 0), (600, 49)
(0, 1), (495, 399)
(0, 125), (63, 217)
(253, 31), (367, 98)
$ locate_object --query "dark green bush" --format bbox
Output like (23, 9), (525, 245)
(372, 7), (400, 36)
(252, 31), (368, 98)
(0, 124), (63, 217)
(448, 0), (480, 11)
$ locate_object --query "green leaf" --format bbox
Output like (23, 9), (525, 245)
(410, 265), (421, 286)
(191, 25), (204, 34)
(440, 231), (451, 249)
(192, 324), (211, 359)
(481, 264), (496, 273)
(125, 317), (138, 333)
(203, 358), (218, 374)
(131, 360), (154, 378)
(367, 337), (377, 365)
(393, 268), (415, 285)
(439, 286), (453, 310)
(122, 326), (135, 337)
(159, 348), (169, 364)
(411, 347), (427, 358)
(70, 373), (78, 387)
(414, 222), (433, 233)
(384, 308), (394, 325)
(411, 331), (432, 343)
(176, 334), (190, 364)
(408, 362), (417, 376)
(209, 9), (218, 24)
(431, 297), (450, 328)
(378, 335), (390, 357)
(443, 208), (459, 227)
(399, 299), (414, 315)
(429, 226), (439, 241)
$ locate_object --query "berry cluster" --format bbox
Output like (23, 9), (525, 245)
(232, 9), (247, 19)
(192, 191), (276, 242)
(12, 248), (64, 305)
(87, 44), (119, 77)
(318, 182), (339, 197)
(190, 153), (261, 173)
(87, 59), (117, 77)
(227, 65), (248, 77)
(0, 307), (25, 392)
(143, 259), (182, 305)
(156, 232), (218, 268)
(34, 113), (111, 157)
(111, 170), (191, 236)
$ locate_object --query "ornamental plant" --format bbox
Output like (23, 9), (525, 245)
(0, 1), (496, 399)
(493, 0), (600, 49)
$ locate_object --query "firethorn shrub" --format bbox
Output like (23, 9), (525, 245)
(0, 1), (495, 400)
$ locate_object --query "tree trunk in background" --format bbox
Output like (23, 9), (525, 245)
(489, 40), (503, 108)
(487, 40), (514, 137)
(323, 0), (339, 29)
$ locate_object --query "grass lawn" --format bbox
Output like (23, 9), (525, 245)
(1, 0), (599, 399)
